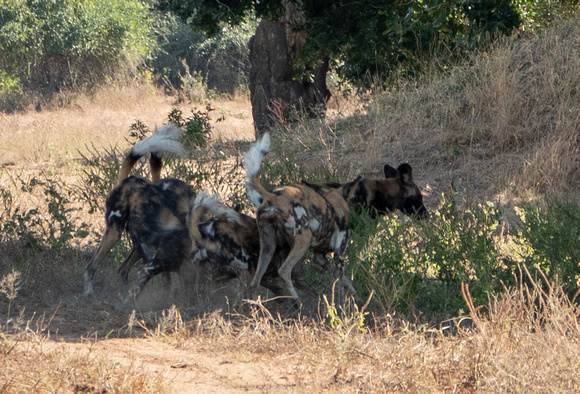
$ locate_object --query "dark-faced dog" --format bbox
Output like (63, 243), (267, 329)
(244, 133), (360, 305)
(84, 125), (196, 299)
(188, 191), (306, 298)
(314, 163), (428, 219)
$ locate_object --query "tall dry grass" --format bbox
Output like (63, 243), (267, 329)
(132, 269), (580, 392)
(340, 15), (580, 206)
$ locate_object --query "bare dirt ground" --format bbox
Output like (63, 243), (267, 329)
(4, 276), (368, 392)
(42, 337), (328, 392)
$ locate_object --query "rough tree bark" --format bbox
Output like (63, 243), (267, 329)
(248, 9), (330, 135)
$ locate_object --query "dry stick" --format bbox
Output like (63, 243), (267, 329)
(244, 295), (275, 322)
(360, 290), (374, 314)
(461, 282), (483, 328)
(535, 264), (554, 295)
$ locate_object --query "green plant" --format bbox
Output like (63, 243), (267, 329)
(127, 120), (152, 144)
(0, 70), (19, 94)
(516, 200), (580, 296)
(515, 0), (580, 32)
(152, 13), (255, 97)
(0, 0), (155, 108)
(74, 145), (127, 214)
(349, 195), (505, 320)
(1, 186), (40, 248)
(322, 283), (371, 336)
(166, 107), (213, 149)
(1, 176), (89, 253)
(42, 178), (89, 252)
(176, 64), (214, 104)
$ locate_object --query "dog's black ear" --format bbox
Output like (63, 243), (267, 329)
(342, 176), (362, 201)
(396, 163), (413, 184)
(384, 164), (397, 179)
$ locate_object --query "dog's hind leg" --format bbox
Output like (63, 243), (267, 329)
(277, 232), (312, 303)
(129, 266), (154, 301)
(127, 261), (172, 301)
(249, 227), (278, 300)
(162, 271), (176, 299)
(84, 226), (123, 296)
(117, 246), (141, 285)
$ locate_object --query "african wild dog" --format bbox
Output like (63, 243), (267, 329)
(84, 125), (196, 299)
(307, 163), (428, 219)
(188, 191), (258, 285)
(188, 191), (308, 298)
(244, 133), (361, 305)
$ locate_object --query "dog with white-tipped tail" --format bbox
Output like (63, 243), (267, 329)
(84, 124), (195, 300)
(244, 133), (361, 308)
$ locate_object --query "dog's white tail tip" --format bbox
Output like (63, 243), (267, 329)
(132, 124), (186, 157)
(244, 132), (270, 179)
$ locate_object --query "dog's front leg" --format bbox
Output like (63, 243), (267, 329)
(332, 230), (360, 309)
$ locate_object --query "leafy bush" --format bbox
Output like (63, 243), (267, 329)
(516, 201), (580, 296)
(0, 0), (155, 108)
(346, 193), (580, 322)
(515, 0), (580, 32)
(152, 14), (255, 97)
(1, 177), (88, 252)
(348, 196), (506, 319)
(167, 107), (213, 149)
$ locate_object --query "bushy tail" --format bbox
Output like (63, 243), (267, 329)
(243, 133), (271, 207)
(118, 124), (185, 183)
(189, 191), (246, 244)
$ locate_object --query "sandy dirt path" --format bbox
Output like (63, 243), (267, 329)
(44, 337), (333, 393)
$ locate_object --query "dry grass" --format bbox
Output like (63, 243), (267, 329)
(0, 85), (254, 168)
(1, 338), (165, 393)
(137, 270), (580, 392)
(2, 272), (580, 392)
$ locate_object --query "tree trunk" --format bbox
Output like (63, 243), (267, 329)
(248, 17), (330, 135)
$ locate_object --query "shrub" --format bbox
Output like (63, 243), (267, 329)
(0, 0), (155, 109)
(152, 14), (255, 97)
(348, 196), (506, 320)
(1, 176), (88, 252)
(516, 200), (580, 296)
